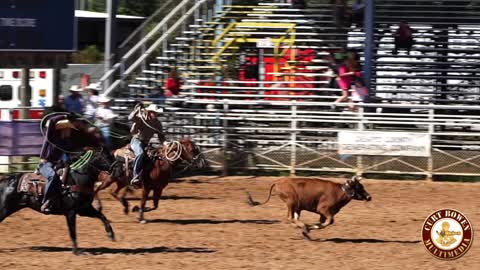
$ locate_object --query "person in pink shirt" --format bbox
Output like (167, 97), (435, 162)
(332, 52), (362, 110)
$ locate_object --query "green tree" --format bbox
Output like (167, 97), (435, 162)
(87, 0), (160, 17)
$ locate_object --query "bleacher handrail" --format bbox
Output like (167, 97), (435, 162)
(118, 0), (176, 50)
(100, 0), (212, 96)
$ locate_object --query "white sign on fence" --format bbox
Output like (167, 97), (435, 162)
(338, 131), (431, 157)
(256, 38), (275, 48)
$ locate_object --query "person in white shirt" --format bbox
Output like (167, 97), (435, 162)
(94, 95), (117, 151)
(84, 83), (100, 121)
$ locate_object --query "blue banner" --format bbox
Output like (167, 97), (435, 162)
(0, 0), (75, 51)
(0, 121), (43, 156)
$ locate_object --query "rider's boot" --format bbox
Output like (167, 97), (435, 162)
(130, 171), (143, 188)
(41, 174), (60, 214)
(41, 200), (52, 214)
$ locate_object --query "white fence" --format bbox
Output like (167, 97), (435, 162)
(4, 100), (480, 179)
(137, 98), (480, 179)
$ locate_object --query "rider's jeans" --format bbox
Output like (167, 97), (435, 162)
(38, 162), (56, 203)
(131, 137), (145, 178)
(100, 126), (112, 149)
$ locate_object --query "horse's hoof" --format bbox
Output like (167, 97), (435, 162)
(124, 208), (129, 215)
(73, 248), (85, 256)
(302, 226), (312, 241)
(109, 234), (116, 242)
(132, 206), (139, 212)
(139, 219), (147, 224)
(302, 231), (312, 241)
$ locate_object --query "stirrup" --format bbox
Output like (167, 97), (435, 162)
(41, 200), (52, 214)
(130, 176), (141, 187)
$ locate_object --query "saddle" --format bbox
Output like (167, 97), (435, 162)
(17, 173), (47, 199)
(114, 145), (135, 161)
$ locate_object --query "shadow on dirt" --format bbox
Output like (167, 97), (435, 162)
(29, 246), (215, 255)
(313, 238), (421, 244)
(148, 218), (280, 225)
(125, 195), (217, 201)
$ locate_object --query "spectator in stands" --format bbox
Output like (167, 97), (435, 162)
(351, 0), (364, 27)
(331, 51), (362, 110)
(349, 77), (369, 111)
(290, 0), (307, 9)
(165, 68), (183, 97)
(84, 83), (100, 121)
(149, 85), (166, 103)
(333, 0), (350, 28)
(64, 85), (84, 115)
(44, 95), (66, 115)
(94, 95), (117, 151)
(394, 21), (414, 55)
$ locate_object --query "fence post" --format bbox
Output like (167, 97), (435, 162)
(222, 100), (229, 176)
(290, 100), (297, 176)
(363, 0), (375, 90)
(427, 108), (434, 181)
(356, 106), (365, 176)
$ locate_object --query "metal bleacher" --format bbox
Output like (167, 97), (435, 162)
(98, 0), (480, 178)
(372, 0), (480, 105)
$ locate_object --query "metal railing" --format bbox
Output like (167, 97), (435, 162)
(135, 97), (480, 179)
(99, 0), (215, 96)
(4, 100), (480, 178)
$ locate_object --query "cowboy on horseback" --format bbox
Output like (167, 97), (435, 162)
(128, 103), (165, 186)
(38, 114), (78, 213)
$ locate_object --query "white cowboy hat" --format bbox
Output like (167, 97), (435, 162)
(85, 83), (101, 90)
(98, 95), (111, 103)
(145, 104), (162, 112)
(69, 85), (83, 92)
(55, 119), (78, 130)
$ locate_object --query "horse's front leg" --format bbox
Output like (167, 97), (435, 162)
(78, 205), (115, 241)
(65, 210), (79, 255)
(138, 188), (150, 224)
(94, 172), (116, 212)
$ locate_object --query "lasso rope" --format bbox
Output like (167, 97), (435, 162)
(40, 112), (85, 154)
(138, 109), (163, 134)
(70, 150), (94, 170)
(163, 141), (183, 162)
(41, 112), (129, 140)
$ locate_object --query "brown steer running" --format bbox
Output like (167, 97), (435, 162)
(246, 176), (372, 239)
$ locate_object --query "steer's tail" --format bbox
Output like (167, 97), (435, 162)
(246, 183), (276, 206)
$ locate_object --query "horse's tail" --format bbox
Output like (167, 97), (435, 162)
(246, 183), (276, 207)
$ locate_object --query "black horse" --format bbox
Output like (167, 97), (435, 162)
(0, 151), (115, 255)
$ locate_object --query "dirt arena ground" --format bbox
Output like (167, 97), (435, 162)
(0, 176), (478, 270)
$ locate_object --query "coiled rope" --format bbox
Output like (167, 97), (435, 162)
(163, 141), (183, 162)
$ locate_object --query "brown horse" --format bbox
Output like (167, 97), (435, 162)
(94, 138), (206, 222)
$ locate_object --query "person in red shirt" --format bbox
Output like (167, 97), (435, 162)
(165, 68), (182, 97)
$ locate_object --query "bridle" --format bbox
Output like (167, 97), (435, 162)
(341, 181), (357, 198)
(160, 141), (204, 178)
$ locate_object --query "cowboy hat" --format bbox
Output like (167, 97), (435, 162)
(55, 119), (78, 130)
(85, 83), (101, 91)
(69, 85), (83, 92)
(98, 95), (111, 103)
(145, 104), (162, 112)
